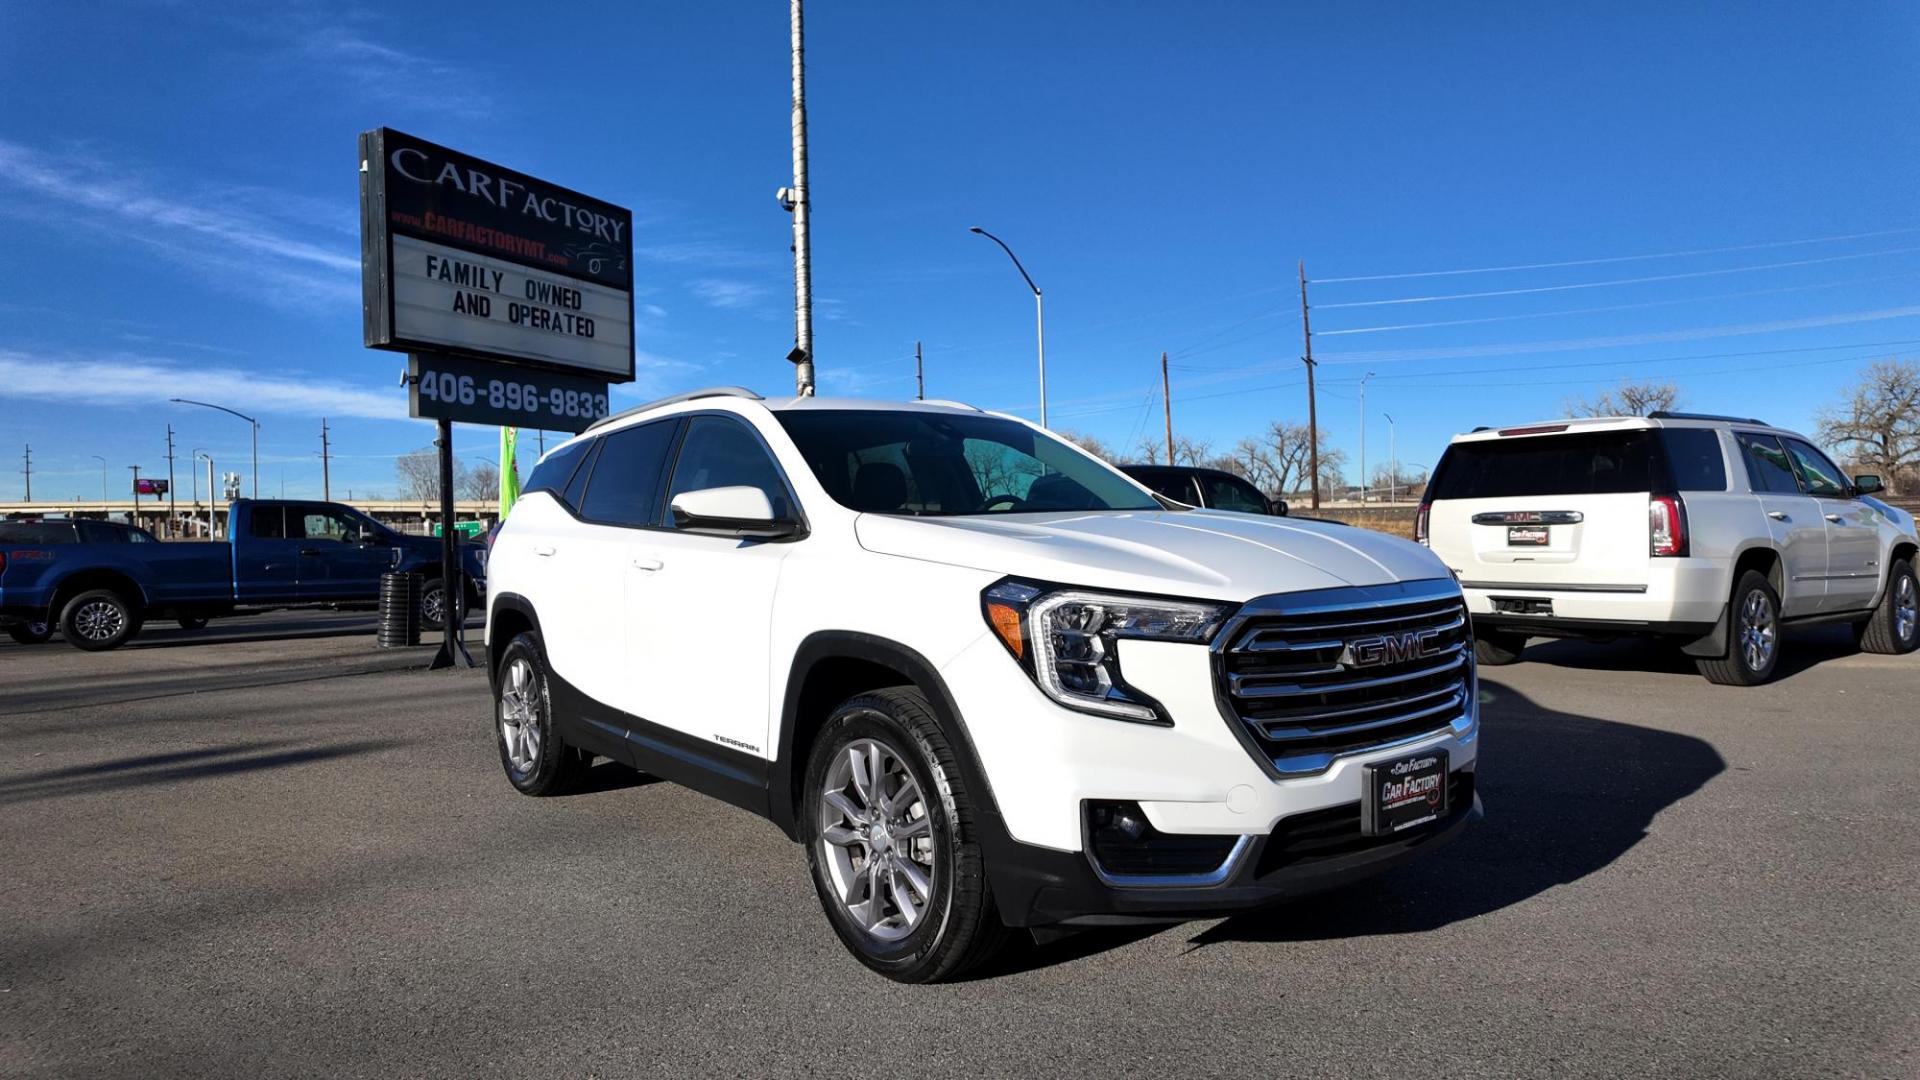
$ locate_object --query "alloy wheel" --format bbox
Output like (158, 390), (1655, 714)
(817, 738), (937, 943)
(74, 601), (126, 643)
(422, 587), (445, 628)
(1896, 572), (1917, 645)
(1738, 588), (1777, 673)
(498, 656), (542, 774)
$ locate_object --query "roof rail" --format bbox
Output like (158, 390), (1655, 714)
(584, 386), (764, 432)
(1647, 410), (1770, 426)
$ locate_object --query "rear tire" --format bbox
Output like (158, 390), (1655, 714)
(1697, 570), (1781, 686)
(1473, 629), (1526, 666)
(493, 631), (589, 796)
(6, 620), (53, 645)
(59, 589), (141, 652)
(176, 616), (210, 631)
(803, 687), (1010, 984)
(1855, 558), (1919, 655)
(421, 578), (448, 630)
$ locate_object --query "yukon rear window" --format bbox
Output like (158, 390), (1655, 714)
(1430, 431), (1654, 499)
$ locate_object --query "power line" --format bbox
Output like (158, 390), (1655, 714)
(1312, 273), (1918, 337)
(1313, 246), (1920, 310)
(1357, 349), (1888, 391)
(1312, 226), (1920, 284)
(1363, 337), (1920, 382)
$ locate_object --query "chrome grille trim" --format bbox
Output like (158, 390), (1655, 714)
(1210, 578), (1474, 779)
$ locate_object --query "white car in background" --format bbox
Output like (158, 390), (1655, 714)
(1420, 411), (1919, 685)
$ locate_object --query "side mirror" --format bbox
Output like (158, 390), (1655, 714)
(1269, 498), (1289, 517)
(669, 486), (800, 540)
(1853, 474), (1884, 496)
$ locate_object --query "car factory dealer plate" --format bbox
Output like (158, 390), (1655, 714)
(1361, 749), (1449, 836)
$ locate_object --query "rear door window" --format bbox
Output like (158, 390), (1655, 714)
(249, 507), (288, 539)
(579, 422), (677, 527)
(1429, 431), (1653, 499)
(1736, 434), (1803, 494)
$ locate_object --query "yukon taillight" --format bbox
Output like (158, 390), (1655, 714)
(1414, 501), (1431, 545)
(1650, 495), (1688, 557)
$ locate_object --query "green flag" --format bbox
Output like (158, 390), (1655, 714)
(500, 426), (520, 518)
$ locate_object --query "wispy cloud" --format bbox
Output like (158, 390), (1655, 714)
(0, 139), (358, 312)
(295, 25), (498, 121)
(690, 278), (772, 311)
(0, 348), (403, 422)
(640, 240), (773, 269)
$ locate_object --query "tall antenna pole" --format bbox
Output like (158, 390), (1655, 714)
(165, 424), (177, 536)
(1299, 260), (1321, 509)
(320, 418), (332, 502)
(786, 0), (815, 396)
(1358, 371), (1374, 504)
(915, 341), (924, 401)
(1161, 351), (1174, 465)
(20, 444), (30, 502)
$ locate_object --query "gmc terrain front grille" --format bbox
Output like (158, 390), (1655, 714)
(1212, 579), (1473, 776)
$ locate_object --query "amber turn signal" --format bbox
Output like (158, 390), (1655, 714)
(986, 602), (1024, 659)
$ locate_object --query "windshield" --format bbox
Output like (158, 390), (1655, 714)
(774, 410), (1162, 516)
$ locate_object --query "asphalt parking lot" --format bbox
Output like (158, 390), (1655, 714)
(2, 615), (1915, 1078)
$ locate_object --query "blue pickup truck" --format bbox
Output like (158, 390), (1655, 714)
(0, 500), (486, 651)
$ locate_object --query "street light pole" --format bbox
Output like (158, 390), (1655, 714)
(969, 226), (1047, 427)
(170, 398), (259, 498)
(1359, 371), (1375, 504)
(192, 449), (212, 536)
(1383, 413), (1396, 504)
(90, 454), (107, 503)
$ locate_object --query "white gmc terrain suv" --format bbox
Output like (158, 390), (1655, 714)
(486, 388), (1481, 982)
(1423, 411), (1919, 685)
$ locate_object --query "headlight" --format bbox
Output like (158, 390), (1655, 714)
(981, 578), (1232, 725)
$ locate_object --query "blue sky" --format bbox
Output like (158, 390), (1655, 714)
(3, 1), (1919, 501)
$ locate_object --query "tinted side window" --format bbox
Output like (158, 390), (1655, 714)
(579, 423), (677, 526)
(77, 522), (125, 543)
(563, 439), (601, 510)
(666, 416), (793, 521)
(1737, 434), (1802, 494)
(249, 507), (288, 539)
(1655, 429), (1728, 492)
(525, 439), (593, 502)
(1139, 472), (1198, 504)
(1199, 473), (1268, 513)
(1782, 438), (1847, 497)
(0, 522), (78, 543)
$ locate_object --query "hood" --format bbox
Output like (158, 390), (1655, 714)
(854, 509), (1452, 600)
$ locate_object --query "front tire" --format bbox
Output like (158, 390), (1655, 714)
(59, 589), (141, 652)
(1473, 629), (1527, 666)
(1697, 570), (1782, 686)
(493, 632), (589, 796)
(1856, 557), (1919, 655)
(421, 578), (448, 630)
(6, 620), (53, 645)
(803, 687), (1009, 984)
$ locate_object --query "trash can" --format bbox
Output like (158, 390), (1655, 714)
(377, 571), (421, 648)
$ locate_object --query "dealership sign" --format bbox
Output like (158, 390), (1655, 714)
(359, 128), (635, 383)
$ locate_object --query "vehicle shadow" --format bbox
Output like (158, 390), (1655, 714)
(984, 682), (1724, 975)
(0, 739), (404, 806)
(1513, 622), (1862, 683)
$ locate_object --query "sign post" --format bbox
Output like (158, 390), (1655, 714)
(360, 128), (635, 670)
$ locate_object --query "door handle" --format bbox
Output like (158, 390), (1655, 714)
(1824, 514), (1844, 524)
(533, 545), (556, 557)
(631, 555), (664, 572)
(1766, 511), (1789, 521)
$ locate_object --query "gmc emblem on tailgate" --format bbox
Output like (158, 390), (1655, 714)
(1340, 628), (1443, 669)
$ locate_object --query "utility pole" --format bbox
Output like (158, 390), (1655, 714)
(1384, 413), (1397, 505)
(20, 444), (30, 502)
(165, 424), (177, 537)
(783, 0), (815, 397)
(1358, 371), (1374, 505)
(915, 341), (925, 401)
(1299, 260), (1321, 509)
(1161, 351), (1174, 465)
(129, 465), (141, 529)
(320, 418), (332, 502)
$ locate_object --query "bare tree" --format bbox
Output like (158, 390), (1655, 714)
(1371, 460), (1430, 503)
(395, 448), (441, 500)
(1566, 380), (1681, 418)
(1134, 434), (1214, 467)
(1057, 430), (1116, 462)
(460, 463), (500, 502)
(1817, 359), (1920, 494)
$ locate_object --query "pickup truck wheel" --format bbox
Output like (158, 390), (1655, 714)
(421, 578), (458, 630)
(1472, 629), (1526, 666)
(803, 688), (1010, 984)
(1856, 558), (1919, 655)
(6, 620), (53, 645)
(176, 616), (210, 631)
(494, 632), (589, 796)
(59, 589), (140, 652)
(1696, 570), (1781, 686)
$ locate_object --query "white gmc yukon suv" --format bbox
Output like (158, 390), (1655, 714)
(486, 388), (1481, 982)
(1423, 412), (1919, 685)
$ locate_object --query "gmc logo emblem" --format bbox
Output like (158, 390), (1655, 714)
(1340, 628), (1443, 668)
